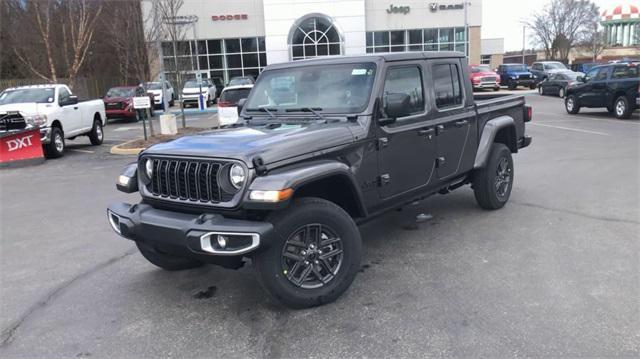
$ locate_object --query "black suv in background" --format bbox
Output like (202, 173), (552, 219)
(565, 63), (639, 119)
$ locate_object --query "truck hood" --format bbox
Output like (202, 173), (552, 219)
(0, 102), (54, 116)
(143, 121), (357, 166)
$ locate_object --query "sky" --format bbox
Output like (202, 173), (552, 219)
(482, 0), (625, 51)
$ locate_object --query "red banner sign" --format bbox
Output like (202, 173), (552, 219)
(0, 128), (44, 163)
(212, 14), (248, 21)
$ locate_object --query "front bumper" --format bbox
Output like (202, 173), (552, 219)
(107, 202), (273, 257)
(473, 82), (500, 89)
(182, 94), (206, 103)
(513, 78), (535, 86)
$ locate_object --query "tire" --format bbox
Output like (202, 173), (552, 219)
(136, 241), (204, 271)
(473, 143), (514, 210)
(565, 95), (580, 114)
(88, 119), (103, 145)
(44, 127), (65, 158)
(254, 197), (362, 309)
(613, 96), (632, 119)
(538, 86), (544, 95)
(558, 87), (565, 98)
(529, 84), (536, 90)
(493, 86), (500, 92)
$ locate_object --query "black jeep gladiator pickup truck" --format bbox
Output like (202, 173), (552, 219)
(108, 52), (532, 308)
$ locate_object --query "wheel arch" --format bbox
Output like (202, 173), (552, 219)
(247, 160), (367, 219)
(474, 115), (517, 169)
(51, 119), (63, 131)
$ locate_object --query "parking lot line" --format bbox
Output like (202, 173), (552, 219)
(529, 122), (610, 136)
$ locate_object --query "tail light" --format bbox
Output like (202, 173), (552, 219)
(217, 100), (233, 107)
(524, 105), (532, 122)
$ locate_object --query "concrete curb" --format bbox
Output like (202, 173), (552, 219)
(110, 139), (145, 155)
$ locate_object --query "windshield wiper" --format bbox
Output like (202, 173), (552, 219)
(246, 107), (277, 119)
(285, 107), (325, 120)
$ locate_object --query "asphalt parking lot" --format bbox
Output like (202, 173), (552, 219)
(1, 94), (638, 358)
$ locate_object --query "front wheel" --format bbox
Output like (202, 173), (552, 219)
(508, 81), (516, 90)
(473, 143), (514, 210)
(88, 119), (103, 145)
(44, 127), (65, 158)
(613, 96), (632, 119)
(136, 242), (204, 271)
(565, 95), (580, 114)
(529, 83), (536, 90)
(254, 197), (362, 309)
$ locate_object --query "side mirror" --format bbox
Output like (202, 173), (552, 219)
(237, 98), (247, 113)
(382, 93), (411, 123)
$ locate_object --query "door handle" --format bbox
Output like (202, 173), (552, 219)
(455, 120), (468, 127)
(418, 128), (435, 136)
(436, 124), (445, 135)
(73, 107), (78, 110)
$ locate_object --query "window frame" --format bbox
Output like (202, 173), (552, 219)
(430, 61), (466, 112)
(380, 63), (427, 123)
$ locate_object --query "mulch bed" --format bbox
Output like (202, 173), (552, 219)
(118, 127), (206, 149)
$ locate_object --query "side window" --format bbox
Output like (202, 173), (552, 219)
(433, 63), (463, 109)
(612, 66), (638, 79)
(533, 63), (542, 71)
(58, 88), (70, 105)
(585, 67), (599, 81)
(382, 66), (424, 117)
(595, 67), (610, 81)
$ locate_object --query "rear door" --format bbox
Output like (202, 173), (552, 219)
(377, 62), (436, 199)
(591, 66), (611, 106)
(429, 60), (474, 179)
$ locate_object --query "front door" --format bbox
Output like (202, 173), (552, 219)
(58, 87), (82, 135)
(429, 61), (473, 179)
(377, 63), (436, 199)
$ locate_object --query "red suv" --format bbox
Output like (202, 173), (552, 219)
(103, 86), (153, 121)
(469, 65), (501, 91)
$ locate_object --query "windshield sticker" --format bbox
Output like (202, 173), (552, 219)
(351, 69), (369, 76)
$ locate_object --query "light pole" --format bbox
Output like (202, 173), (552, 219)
(464, 1), (469, 61)
(522, 26), (526, 65)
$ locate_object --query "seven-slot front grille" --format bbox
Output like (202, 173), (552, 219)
(146, 158), (231, 203)
(518, 74), (531, 79)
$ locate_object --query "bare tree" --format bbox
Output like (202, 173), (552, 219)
(580, 26), (606, 61)
(524, 0), (599, 62)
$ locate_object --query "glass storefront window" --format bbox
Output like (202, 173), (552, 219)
(225, 39), (241, 54)
(408, 30), (422, 44)
(424, 29), (438, 44)
(366, 28), (468, 56)
(454, 28), (466, 42)
(439, 28), (454, 43)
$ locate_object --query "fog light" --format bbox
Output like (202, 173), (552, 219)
(217, 235), (227, 249)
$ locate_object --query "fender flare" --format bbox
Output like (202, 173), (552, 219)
(473, 115), (515, 169)
(247, 159), (367, 216)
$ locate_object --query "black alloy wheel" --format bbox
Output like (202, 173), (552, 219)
(494, 156), (512, 201)
(281, 224), (344, 289)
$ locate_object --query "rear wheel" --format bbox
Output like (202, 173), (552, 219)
(255, 197), (362, 308)
(44, 127), (65, 158)
(88, 119), (103, 145)
(613, 96), (632, 119)
(473, 143), (514, 210)
(565, 95), (580, 114)
(136, 242), (204, 271)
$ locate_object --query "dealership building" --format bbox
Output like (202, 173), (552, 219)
(150, 0), (482, 84)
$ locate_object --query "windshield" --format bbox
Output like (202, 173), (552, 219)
(245, 62), (376, 114)
(0, 88), (56, 104)
(544, 62), (566, 70)
(505, 64), (527, 71)
(145, 82), (162, 90)
(220, 88), (252, 103)
(472, 65), (491, 73)
(184, 81), (204, 88)
(106, 87), (135, 98)
(229, 77), (254, 86)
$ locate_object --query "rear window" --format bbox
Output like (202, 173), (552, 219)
(611, 66), (638, 79)
(220, 88), (251, 103)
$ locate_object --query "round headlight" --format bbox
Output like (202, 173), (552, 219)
(229, 164), (246, 189)
(145, 159), (154, 178)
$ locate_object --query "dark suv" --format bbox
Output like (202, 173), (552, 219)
(565, 63), (639, 119)
(108, 52), (532, 308)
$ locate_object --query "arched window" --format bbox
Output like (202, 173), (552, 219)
(289, 15), (343, 60)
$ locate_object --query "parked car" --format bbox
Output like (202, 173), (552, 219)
(108, 52), (532, 308)
(227, 76), (255, 87)
(565, 63), (639, 119)
(497, 64), (537, 90)
(537, 71), (582, 98)
(530, 61), (568, 81)
(571, 62), (600, 74)
(144, 81), (175, 109)
(0, 84), (106, 158)
(217, 84), (253, 126)
(181, 80), (216, 107)
(469, 64), (500, 91)
(104, 86), (154, 121)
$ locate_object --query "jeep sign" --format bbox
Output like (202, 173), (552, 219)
(386, 4), (410, 14)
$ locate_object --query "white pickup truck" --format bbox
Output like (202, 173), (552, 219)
(0, 84), (106, 158)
